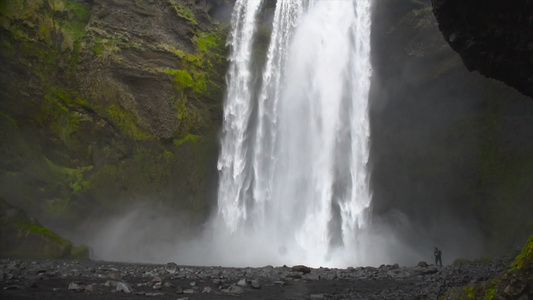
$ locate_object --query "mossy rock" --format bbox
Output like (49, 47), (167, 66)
(70, 244), (91, 259)
(444, 237), (533, 300)
(0, 197), (89, 259)
(511, 235), (533, 270)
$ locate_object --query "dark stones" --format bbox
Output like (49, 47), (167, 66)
(68, 281), (94, 292)
(0, 198), (89, 259)
(0, 256), (515, 299)
(417, 261), (429, 267)
(250, 280), (261, 289)
(292, 265), (311, 274)
(115, 281), (133, 293)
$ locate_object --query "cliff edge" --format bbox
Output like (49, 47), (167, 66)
(431, 0), (533, 99)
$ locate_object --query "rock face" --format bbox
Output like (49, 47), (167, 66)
(0, 0), (229, 233)
(370, 0), (533, 258)
(431, 0), (533, 99)
(0, 198), (89, 259)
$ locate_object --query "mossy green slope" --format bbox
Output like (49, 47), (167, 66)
(0, 0), (228, 232)
(0, 198), (89, 259)
(444, 236), (533, 300)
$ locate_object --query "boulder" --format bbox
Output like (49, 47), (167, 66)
(417, 261), (429, 268)
(292, 265), (311, 274)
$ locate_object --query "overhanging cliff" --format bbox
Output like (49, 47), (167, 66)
(431, 0), (533, 99)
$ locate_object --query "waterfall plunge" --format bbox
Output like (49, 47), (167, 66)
(216, 0), (373, 268)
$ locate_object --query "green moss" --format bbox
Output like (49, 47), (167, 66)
(413, 7), (432, 17)
(511, 235), (533, 269)
(463, 286), (475, 299)
(194, 31), (227, 72)
(168, 69), (195, 90)
(1, 0), (89, 52)
(483, 279), (500, 300)
(14, 222), (70, 247)
(155, 27), (226, 137)
(70, 244), (90, 259)
(0, 112), (33, 170)
(1, 0), (225, 232)
(133, 147), (172, 185)
(169, 0), (197, 25)
(174, 134), (202, 146)
(106, 104), (153, 141)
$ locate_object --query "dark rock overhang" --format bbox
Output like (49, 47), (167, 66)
(431, 0), (533, 99)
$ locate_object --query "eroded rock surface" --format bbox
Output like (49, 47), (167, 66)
(431, 0), (533, 99)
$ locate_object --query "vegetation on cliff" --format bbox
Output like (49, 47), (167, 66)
(0, 0), (229, 233)
(0, 197), (89, 258)
(445, 236), (533, 299)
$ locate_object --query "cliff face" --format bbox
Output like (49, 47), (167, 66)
(2, 0), (533, 261)
(431, 0), (533, 99)
(371, 0), (533, 257)
(0, 0), (229, 232)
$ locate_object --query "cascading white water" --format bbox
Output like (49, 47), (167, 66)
(216, 0), (373, 267)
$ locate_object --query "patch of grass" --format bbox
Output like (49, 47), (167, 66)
(106, 104), (153, 141)
(174, 134), (202, 146)
(511, 235), (533, 269)
(169, 0), (197, 25)
(14, 222), (70, 247)
(483, 279), (500, 300)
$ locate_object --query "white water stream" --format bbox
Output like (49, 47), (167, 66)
(216, 0), (373, 267)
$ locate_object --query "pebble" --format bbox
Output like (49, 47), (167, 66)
(237, 278), (247, 286)
(116, 281), (133, 293)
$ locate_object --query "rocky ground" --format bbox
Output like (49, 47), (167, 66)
(0, 257), (512, 299)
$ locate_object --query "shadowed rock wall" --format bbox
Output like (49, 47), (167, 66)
(0, 0), (229, 234)
(431, 0), (533, 99)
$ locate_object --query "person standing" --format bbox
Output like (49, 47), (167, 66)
(434, 247), (442, 266)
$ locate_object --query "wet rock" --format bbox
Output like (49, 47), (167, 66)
(414, 266), (439, 276)
(221, 284), (245, 295)
(432, 0), (533, 99)
(287, 272), (302, 279)
(152, 282), (162, 290)
(106, 272), (122, 280)
(104, 280), (118, 287)
(272, 280), (285, 286)
(292, 265), (311, 274)
(175, 285), (184, 294)
(116, 281), (133, 293)
(0, 256), (516, 300)
(417, 261), (429, 267)
(165, 262), (178, 274)
(145, 292), (165, 296)
(251, 280), (261, 289)
(237, 278), (247, 286)
(503, 280), (527, 298)
(68, 281), (93, 292)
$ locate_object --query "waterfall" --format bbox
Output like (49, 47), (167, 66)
(216, 0), (373, 267)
